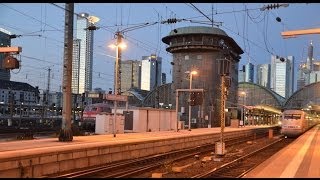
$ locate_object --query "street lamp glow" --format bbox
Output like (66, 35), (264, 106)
(191, 71), (197, 75)
(88, 15), (100, 24)
(108, 44), (117, 49)
(108, 43), (127, 50)
(240, 91), (246, 96)
(118, 43), (127, 49)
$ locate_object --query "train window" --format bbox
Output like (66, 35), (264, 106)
(102, 107), (111, 112)
(284, 114), (301, 120)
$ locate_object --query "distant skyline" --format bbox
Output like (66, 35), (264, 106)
(1, 3), (319, 92)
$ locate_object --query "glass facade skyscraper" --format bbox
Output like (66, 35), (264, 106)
(72, 39), (81, 94)
(140, 54), (162, 91)
(270, 55), (294, 98)
(245, 62), (254, 83)
(71, 13), (94, 94)
(238, 63), (254, 83)
(256, 64), (270, 88)
(238, 65), (245, 82)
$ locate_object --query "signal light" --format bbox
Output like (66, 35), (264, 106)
(189, 92), (203, 106)
(190, 92), (196, 106)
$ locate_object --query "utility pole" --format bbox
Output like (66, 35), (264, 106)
(150, 55), (159, 108)
(112, 31), (123, 138)
(220, 74), (226, 147)
(216, 50), (231, 159)
(9, 89), (13, 127)
(114, 31), (123, 96)
(45, 67), (51, 119)
(59, 3), (74, 142)
(109, 21), (161, 136)
(47, 68), (51, 101)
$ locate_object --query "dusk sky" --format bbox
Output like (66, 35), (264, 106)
(1, 3), (319, 93)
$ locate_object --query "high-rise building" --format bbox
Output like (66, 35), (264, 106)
(161, 73), (166, 85)
(245, 62), (254, 83)
(297, 63), (308, 90)
(310, 71), (320, 83)
(297, 41), (318, 90)
(238, 65), (245, 82)
(71, 13), (94, 94)
(0, 28), (11, 81)
(140, 54), (162, 91)
(72, 39), (81, 94)
(270, 55), (294, 98)
(307, 40), (314, 71)
(256, 64), (270, 88)
(120, 60), (141, 92)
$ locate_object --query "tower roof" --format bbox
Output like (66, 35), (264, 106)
(162, 26), (243, 54)
(168, 26), (228, 36)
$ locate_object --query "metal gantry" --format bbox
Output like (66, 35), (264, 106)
(175, 89), (204, 132)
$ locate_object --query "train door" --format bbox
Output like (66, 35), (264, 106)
(124, 111), (133, 130)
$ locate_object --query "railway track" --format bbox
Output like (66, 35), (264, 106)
(52, 143), (214, 178)
(52, 129), (276, 178)
(192, 137), (294, 178)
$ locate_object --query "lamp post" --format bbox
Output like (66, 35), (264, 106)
(186, 70), (197, 131)
(109, 36), (126, 138)
(0, 102), (4, 115)
(240, 91), (246, 126)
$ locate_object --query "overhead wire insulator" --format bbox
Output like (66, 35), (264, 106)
(261, 3), (287, 11)
(167, 18), (177, 24)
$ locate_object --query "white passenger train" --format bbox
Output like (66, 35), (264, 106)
(281, 109), (319, 137)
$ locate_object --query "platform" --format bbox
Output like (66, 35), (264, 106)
(243, 124), (320, 178)
(0, 125), (276, 178)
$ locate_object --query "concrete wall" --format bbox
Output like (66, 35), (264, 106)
(95, 114), (124, 134)
(0, 127), (275, 178)
(116, 108), (176, 133)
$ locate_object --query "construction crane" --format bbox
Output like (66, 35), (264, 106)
(281, 28), (320, 39)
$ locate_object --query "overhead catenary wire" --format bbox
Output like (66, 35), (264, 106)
(188, 3), (214, 25)
(220, 23), (277, 57)
(5, 3), (299, 92)
(52, 3), (172, 64)
(1, 3), (64, 33)
(184, 6), (262, 20)
(4, 3), (163, 91)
